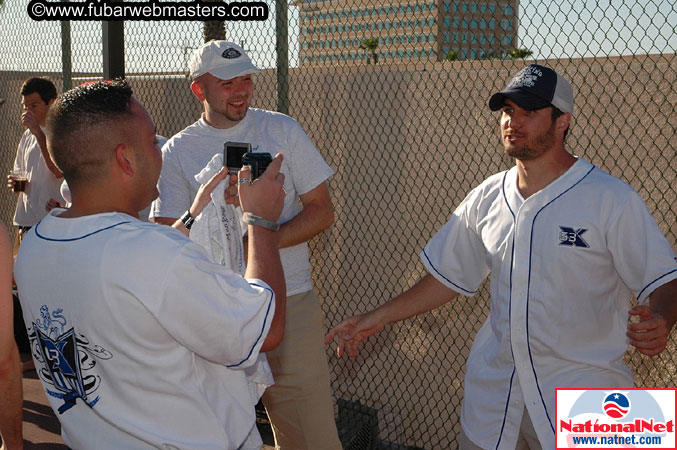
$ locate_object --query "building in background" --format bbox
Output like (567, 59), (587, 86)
(296, 0), (519, 65)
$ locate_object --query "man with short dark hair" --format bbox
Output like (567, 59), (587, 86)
(7, 77), (64, 243)
(326, 65), (677, 450)
(151, 41), (341, 450)
(15, 79), (288, 449)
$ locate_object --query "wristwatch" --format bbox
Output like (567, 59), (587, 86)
(242, 212), (280, 232)
(180, 210), (195, 230)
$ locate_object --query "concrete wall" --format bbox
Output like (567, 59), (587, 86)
(0, 54), (674, 447)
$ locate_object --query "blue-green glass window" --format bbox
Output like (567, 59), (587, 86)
(453, 17), (460, 28)
(479, 2), (486, 13)
(471, 2), (478, 13)
(444, 16), (450, 27)
(489, 3), (496, 14)
(461, 2), (468, 12)
(480, 18), (486, 29)
(429, 33), (435, 43)
(428, 17), (435, 27)
(471, 18), (478, 29)
(489, 18), (496, 29)
(453, 32), (459, 43)
(444, 31), (450, 43)
(462, 17), (469, 28)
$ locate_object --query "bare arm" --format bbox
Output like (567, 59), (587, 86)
(277, 182), (334, 249)
(238, 156), (287, 351)
(325, 273), (461, 357)
(23, 110), (62, 179)
(627, 278), (677, 356)
(169, 168), (231, 236)
(0, 225), (23, 450)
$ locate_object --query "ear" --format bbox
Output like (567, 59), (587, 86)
(190, 80), (206, 102)
(114, 144), (135, 177)
(47, 98), (56, 107)
(557, 113), (571, 133)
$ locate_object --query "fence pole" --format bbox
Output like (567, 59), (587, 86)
(275, 0), (289, 114)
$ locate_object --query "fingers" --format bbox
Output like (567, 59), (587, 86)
(627, 310), (669, 357)
(628, 304), (652, 317)
(224, 174), (240, 206)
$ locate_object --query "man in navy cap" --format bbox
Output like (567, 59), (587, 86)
(326, 64), (677, 449)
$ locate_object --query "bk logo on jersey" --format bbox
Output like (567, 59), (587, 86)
(558, 226), (589, 248)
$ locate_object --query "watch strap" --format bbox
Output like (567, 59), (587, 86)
(242, 212), (280, 232)
(180, 210), (195, 230)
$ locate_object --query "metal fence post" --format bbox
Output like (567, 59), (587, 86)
(275, 0), (289, 114)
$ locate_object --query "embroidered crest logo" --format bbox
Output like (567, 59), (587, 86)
(222, 48), (242, 59)
(507, 65), (542, 89)
(558, 226), (590, 248)
(27, 305), (113, 414)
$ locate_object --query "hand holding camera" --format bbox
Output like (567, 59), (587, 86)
(237, 153), (285, 225)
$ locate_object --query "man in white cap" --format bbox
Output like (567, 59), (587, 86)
(151, 41), (341, 450)
(326, 64), (677, 449)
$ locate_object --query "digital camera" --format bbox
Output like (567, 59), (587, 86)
(242, 152), (272, 180)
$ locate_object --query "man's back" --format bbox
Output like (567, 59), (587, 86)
(16, 210), (275, 449)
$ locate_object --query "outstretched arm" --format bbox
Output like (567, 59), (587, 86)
(627, 279), (677, 356)
(325, 273), (460, 357)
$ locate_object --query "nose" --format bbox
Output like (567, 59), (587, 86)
(505, 113), (522, 129)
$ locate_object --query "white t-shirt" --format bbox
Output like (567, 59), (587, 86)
(421, 158), (677, 449)
(150, 109), (334, 295)
(12, 128), (65, 226)
(15, 210), (275, 449)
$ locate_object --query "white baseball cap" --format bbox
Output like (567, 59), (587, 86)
(189, 41), (260, 80)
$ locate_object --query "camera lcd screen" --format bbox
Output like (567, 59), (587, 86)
(224, 142), (251, 174)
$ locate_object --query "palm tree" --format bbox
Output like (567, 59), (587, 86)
(203, 0), (225, 42)
(359, 38), (379, 64)
(445, 50), (458, 61)
(507, 48), (533, 59)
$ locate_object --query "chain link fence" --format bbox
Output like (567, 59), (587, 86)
(0, 0), (675, 448)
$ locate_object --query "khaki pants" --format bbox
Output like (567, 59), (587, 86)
(459, 407), (542, 450)
(262, 290), (342, 450)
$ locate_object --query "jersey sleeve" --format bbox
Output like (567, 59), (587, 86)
(607, 190), (677, 303)
(150, 141), (192, 220)
(286, 120), (334, 196)
(421, 186), (491, 296)
(156, 241), (275, 368)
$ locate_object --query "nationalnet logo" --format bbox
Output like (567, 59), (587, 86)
(556, 389), (676, 449)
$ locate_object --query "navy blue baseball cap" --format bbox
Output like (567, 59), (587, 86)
(489, 64), (574, 114)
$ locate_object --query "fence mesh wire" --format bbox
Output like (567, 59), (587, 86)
(0, 0), (675, 448)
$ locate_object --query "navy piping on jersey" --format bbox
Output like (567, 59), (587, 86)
(637, 269), (677, 300)
(226, 282), (274, 368)
(495, 171), (517, 449)
(525, 164), (596, 435)
(34, 220), (131, 241)
(421, 249), (476, 296)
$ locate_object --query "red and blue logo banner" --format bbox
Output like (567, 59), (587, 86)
(556, 389), (676, 449)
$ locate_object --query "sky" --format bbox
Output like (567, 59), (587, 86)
(0, 0), (675, 73)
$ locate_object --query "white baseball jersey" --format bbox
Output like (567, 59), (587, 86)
(12, 128), (65, 226)
(15, 210), (275, 449)
(150, 109), (334, 295)
(421, 158), (677, 449)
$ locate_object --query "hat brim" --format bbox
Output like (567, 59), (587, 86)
(208, 61), (260, 81)
(488, 90), (552, 112)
